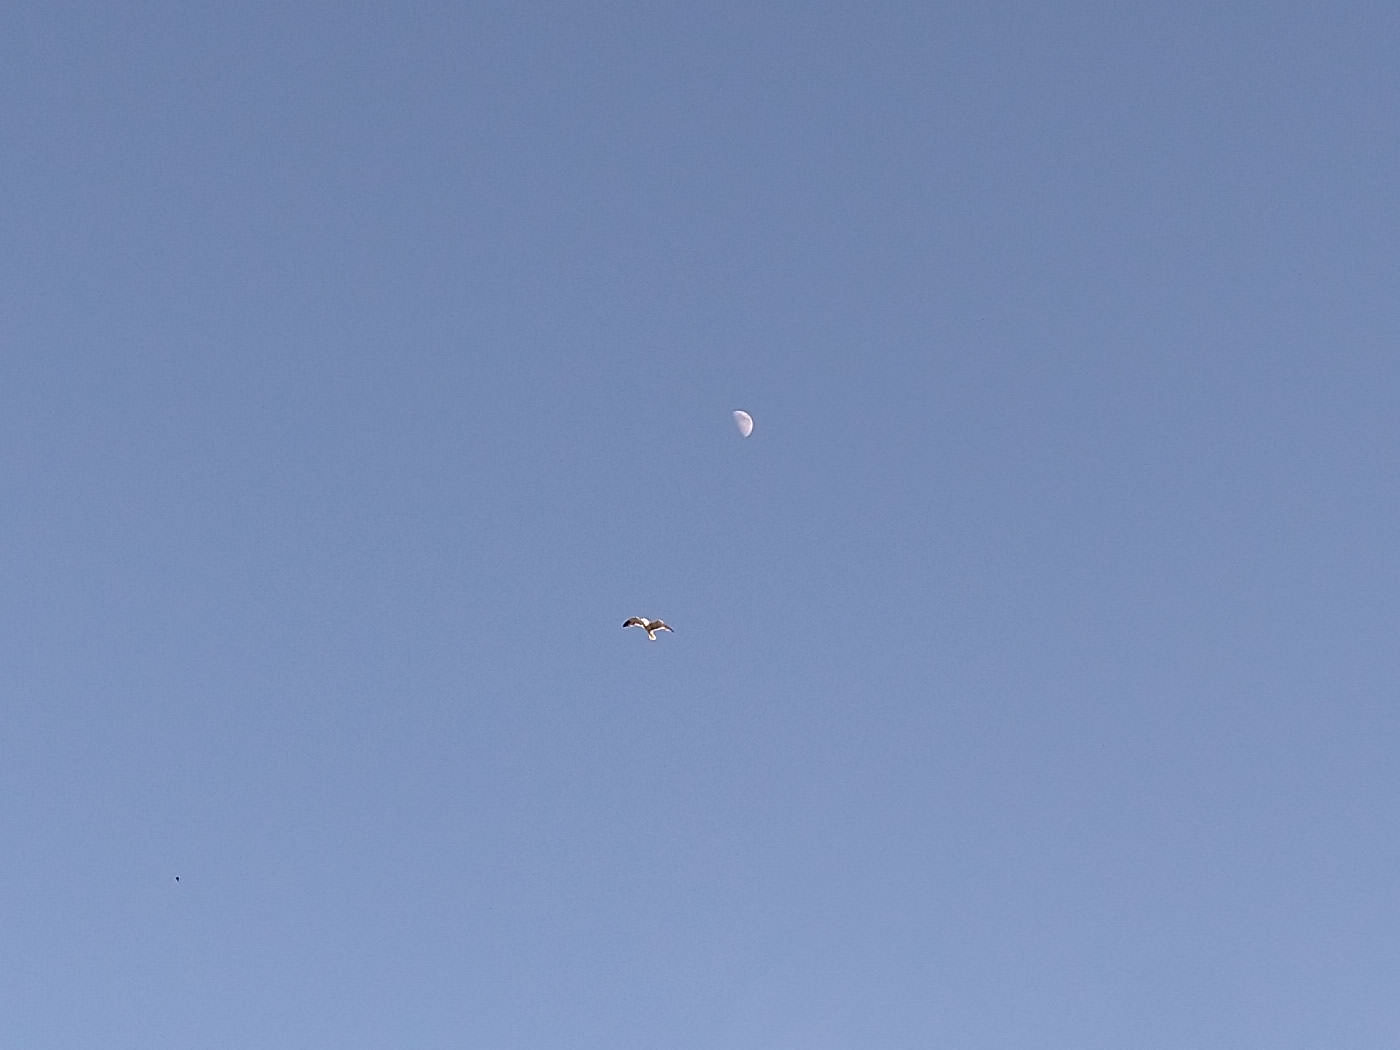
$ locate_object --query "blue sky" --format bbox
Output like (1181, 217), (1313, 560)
(4, 2), (1398, 1047)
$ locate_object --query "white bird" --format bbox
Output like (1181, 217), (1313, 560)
(623, 617), (674, 641)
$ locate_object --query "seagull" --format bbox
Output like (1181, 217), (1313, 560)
(623, 617), (674, 641)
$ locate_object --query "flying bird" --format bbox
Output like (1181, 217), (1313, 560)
(623, 617), (674, 641)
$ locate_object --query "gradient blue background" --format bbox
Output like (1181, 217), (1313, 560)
(4, 3), (1398, 1046)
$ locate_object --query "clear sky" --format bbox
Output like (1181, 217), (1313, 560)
(4, 2), (1398, 1047)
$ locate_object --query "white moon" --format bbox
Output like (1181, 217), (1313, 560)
(732, 410), (754, 437)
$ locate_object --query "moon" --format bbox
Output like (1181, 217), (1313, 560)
(732, 410), (754, 437)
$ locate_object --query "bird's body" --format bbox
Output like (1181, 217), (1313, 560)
(623, 617), (673, 641)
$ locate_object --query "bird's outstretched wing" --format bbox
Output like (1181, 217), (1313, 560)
(648, 620), (673, 633)
(623, 617), (648, 629)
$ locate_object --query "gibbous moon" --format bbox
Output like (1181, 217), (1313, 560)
(732, 410), (754, 437)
